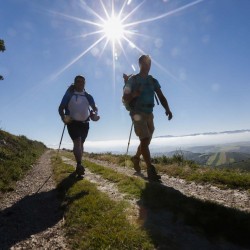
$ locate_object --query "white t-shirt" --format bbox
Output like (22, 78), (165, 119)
(68, 91), (89, 121)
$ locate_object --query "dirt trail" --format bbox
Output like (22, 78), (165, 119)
(1, 151), (249, 250)
(62, 156), (249, 250)
(84, 157), (250, 212)
(0, 151), (69, 250)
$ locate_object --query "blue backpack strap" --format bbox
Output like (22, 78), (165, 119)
(60, 87), (74, 115)
(84, 91), (95, 107)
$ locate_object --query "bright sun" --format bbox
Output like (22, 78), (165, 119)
(52, 0), (204, 80)
(102, 15), (124, 42)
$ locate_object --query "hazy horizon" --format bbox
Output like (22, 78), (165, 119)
(50, 129), (250, 154)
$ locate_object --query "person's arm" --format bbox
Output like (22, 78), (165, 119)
(58, 91), (71, 122)
(155, 88), (173, 120)
(86, 93), (98, 113)
(90, 104), (98, 113)
(58, 104), (66, 121)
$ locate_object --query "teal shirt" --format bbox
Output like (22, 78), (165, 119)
(126, 74), (161, 114)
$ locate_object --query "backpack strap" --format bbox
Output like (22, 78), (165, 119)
(149, 75), (160, 106)
(63, 87), (95, 110)
(84, 91), (95, 107)
(123, 74), (159, 111)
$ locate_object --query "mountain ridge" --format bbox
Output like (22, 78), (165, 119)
(154, 129), (250, 139)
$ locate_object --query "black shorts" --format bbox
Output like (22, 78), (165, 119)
(67, 121), (89, 142)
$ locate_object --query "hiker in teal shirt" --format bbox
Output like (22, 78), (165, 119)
(125, 74), (161, 114)
(123, 55), (173, 181)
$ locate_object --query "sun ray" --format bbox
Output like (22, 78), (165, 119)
(122, 36), (179, 81)
(117, 39), (136, 73)
(112, 39), (116, 91)
(47, 9), (103, 28)
(100, 0), (111, 20)
(62, 30), (105, 41)
(50, 0), (205, 85)
(124, 0), (204, 27)
(124, 30), (153, 39)
(117, 0), (128, 20)
(121, 0), (146, 23)
(53, 35), (106, 79)
(98, 38), (110, 59)
(111, 0), (115, 17)
(78, 0), (106, 23)
(79, 30), (104, 38)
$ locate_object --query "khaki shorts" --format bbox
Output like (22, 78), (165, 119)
(131, 112), (154, 140)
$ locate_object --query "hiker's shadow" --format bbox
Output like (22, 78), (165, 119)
(137, 181), (250, 250)
(0, 172), (86, 249)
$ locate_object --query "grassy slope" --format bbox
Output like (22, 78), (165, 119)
(0, 129), (47, 192)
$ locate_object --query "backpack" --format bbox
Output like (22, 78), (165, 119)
(65, 84), (94, 107)
(62, 84), (95, 119)
(122, 74), (159, 111)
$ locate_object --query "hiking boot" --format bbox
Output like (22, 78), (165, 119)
(131, 156), (141, 173)
(147, 165), (161, 182)
(76, 163), (85, 176)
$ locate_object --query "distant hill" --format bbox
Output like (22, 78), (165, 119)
(155, 129), (250, 139)
(152, 141), (250, 171)
(188, 142), (250, 154)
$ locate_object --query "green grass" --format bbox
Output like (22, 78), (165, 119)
(51, 155), (154, 249)
(59, 152), (250, 248)
(84, 159), (146, 199)
(157, 163), (250, 191)
(85, 152), (128, 166)
(83, 151), (250, 191)
(0, 129), (46, 192)
(61, 151), (146, 199)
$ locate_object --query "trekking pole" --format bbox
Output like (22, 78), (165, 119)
(126, 122), (134, 156)
(56, 124), (66, 160)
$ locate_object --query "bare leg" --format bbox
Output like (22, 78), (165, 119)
(73, 137), (82, 164)
(135, 144), (141, 158)
(140, 137), (151, 168)
(140, 137), (160, 180)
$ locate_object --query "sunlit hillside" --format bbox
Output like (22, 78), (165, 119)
(0, 129), (46, 191)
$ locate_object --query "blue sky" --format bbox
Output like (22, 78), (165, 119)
(0, 0), (250, 151)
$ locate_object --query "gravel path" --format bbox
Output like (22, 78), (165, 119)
(0, 150), (69, 250)
(85, 158), (250, 212)
(0, 151), (249, 250)
(63, 156), (249, 250)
